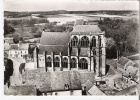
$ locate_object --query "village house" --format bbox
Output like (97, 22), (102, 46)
(117, 57), (135, 73)
(8, 43), (29, 58)
(33, 23), (106, 76)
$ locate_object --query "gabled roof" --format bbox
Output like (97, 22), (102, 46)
(40, 32), (70, 45)
(88, 85), (106, 96)
(117, 57), (130, 66)
(71, 25), (102, 35)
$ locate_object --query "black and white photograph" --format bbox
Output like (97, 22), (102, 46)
(3, 0), (139, 96)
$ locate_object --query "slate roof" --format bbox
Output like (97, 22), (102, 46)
(10, 44), (19, 50)
(39, 32), (70, 55)
(22, 70), (95, 92)
(115, 85), (137, 95)
(82, 80), (94, 91)
(117, 57), (130, 66)
(4, 85), (36, 95)
(88, 85), (106, 96)
(71, 25), (102, 35)
(39, 45), (68, 55)
(40, 32), (70, 45)
(127, 55), (140, 60)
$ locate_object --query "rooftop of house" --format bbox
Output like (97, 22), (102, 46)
(10, 44), (19, 50)
(117, 57), (131, 66)
(115, 85), (137, 96)
(22, 69), (95, 92)
(88, 85), (107, 96)
(4, 85), (36, 95)
(71, 25), (102, 35)
(127, 55), (140, 60)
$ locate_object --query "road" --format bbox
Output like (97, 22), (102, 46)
(9, 58), (25, 85)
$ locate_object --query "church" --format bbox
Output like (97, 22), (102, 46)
(33, 22), (106, 77)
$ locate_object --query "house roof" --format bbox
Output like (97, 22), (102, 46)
(117, 57), (130, 66)
(22, 70), (95, 92)
(40, 32), (70, 45)
(19, 43), (29, 50)
(82, 80), (94, 91)
(127, 55), (140, 60)
(115, 85), (137, 96)
(88, 85), (106, 96)
(71, 25), (102, 35)
(38, 45), (68, 55)
(10, 44), (19, 50)
(4, 85), (36, 95)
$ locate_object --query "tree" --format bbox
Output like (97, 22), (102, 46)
(4, 19), (15, 35)
(13, 34), (20, 44)
(4, 58), (14, 86)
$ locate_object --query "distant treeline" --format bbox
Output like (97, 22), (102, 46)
(4, 10), (138, 18)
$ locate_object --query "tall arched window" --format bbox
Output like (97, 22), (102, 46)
(71, 58), (77, 68)
(54, 57), (60, 67)
(71, 36), (78, 47)
(99, 36), (101, 47)
(79, 58), (88, 69)
(62, 57), (68, 68)
(91, 36), (96, 47)
(93, 49), (96, 56)
(46, 56), (52, 67)
(81, 36), (89, 48)
(93, 57), (96, 72)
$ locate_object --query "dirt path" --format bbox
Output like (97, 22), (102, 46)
(10, 58), (25, 85)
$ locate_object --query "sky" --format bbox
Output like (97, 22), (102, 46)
(4, 0), (139, 11)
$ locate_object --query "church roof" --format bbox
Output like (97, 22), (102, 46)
(40, 32), (70, 45)
(39, 32), (70, 55)
(71, 25), (102, 35)
(39, 45), (68, 55)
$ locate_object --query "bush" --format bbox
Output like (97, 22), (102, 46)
(33, 31), (42, 37)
